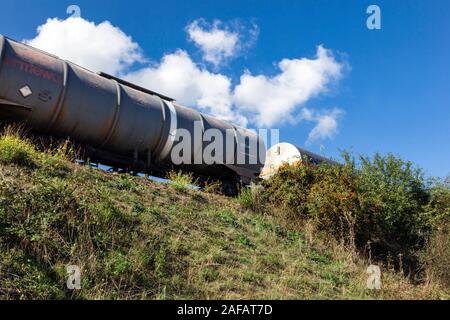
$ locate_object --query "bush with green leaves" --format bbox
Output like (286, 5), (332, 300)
(256, 152), (445, 254)
(423, 178), (450, 227)
(260, 163), (316, 222)
(355, 153), (431, 249)
(306, 163), (359, 244)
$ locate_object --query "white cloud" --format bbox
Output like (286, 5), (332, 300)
(233, 46), (342, 127)
(23, 17), (143, 75)
(125, 50), (247, 126)
(22, 16), (346, 142)
(298, 107), (315, 122)
(306, 108), (344, 144)
(186, 19), (258, 67)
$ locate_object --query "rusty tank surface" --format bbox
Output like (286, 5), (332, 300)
(0, 35), (265, 189)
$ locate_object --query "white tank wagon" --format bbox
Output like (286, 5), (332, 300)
(0, 34), (265, 192)
(260, 142), (340, 179)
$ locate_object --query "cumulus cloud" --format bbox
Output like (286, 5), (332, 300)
(125, 50), (247, 126)
(305, 108), (344, 144)
(23, 17), (143, 75)
(186, 19), (259, 67)
(233, 46), (342, 127)
(23, 16), (346, 142)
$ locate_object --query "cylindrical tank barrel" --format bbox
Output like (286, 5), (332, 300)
(0, 35), (265, 183)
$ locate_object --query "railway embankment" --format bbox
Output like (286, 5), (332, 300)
(0, 128), (448, 299)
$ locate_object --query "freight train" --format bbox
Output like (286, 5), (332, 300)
(0, 34), (268, 192)
(0, 34), (337, 192)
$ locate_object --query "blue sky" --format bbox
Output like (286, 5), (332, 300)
(0, 0), (449, 178)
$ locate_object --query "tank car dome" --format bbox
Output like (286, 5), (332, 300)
(260, 143), (339, 179)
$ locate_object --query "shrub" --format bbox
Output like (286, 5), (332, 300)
(422, 179), (450, 227)
(260, 163), (316, 220)
(355, 153), (431, 249)
(257, 152), (439, 254)
(306, 163), (359, 247)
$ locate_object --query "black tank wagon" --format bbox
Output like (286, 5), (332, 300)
(0, 35), (265, 191)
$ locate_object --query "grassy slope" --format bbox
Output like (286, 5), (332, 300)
(0, 134), (447, 299)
